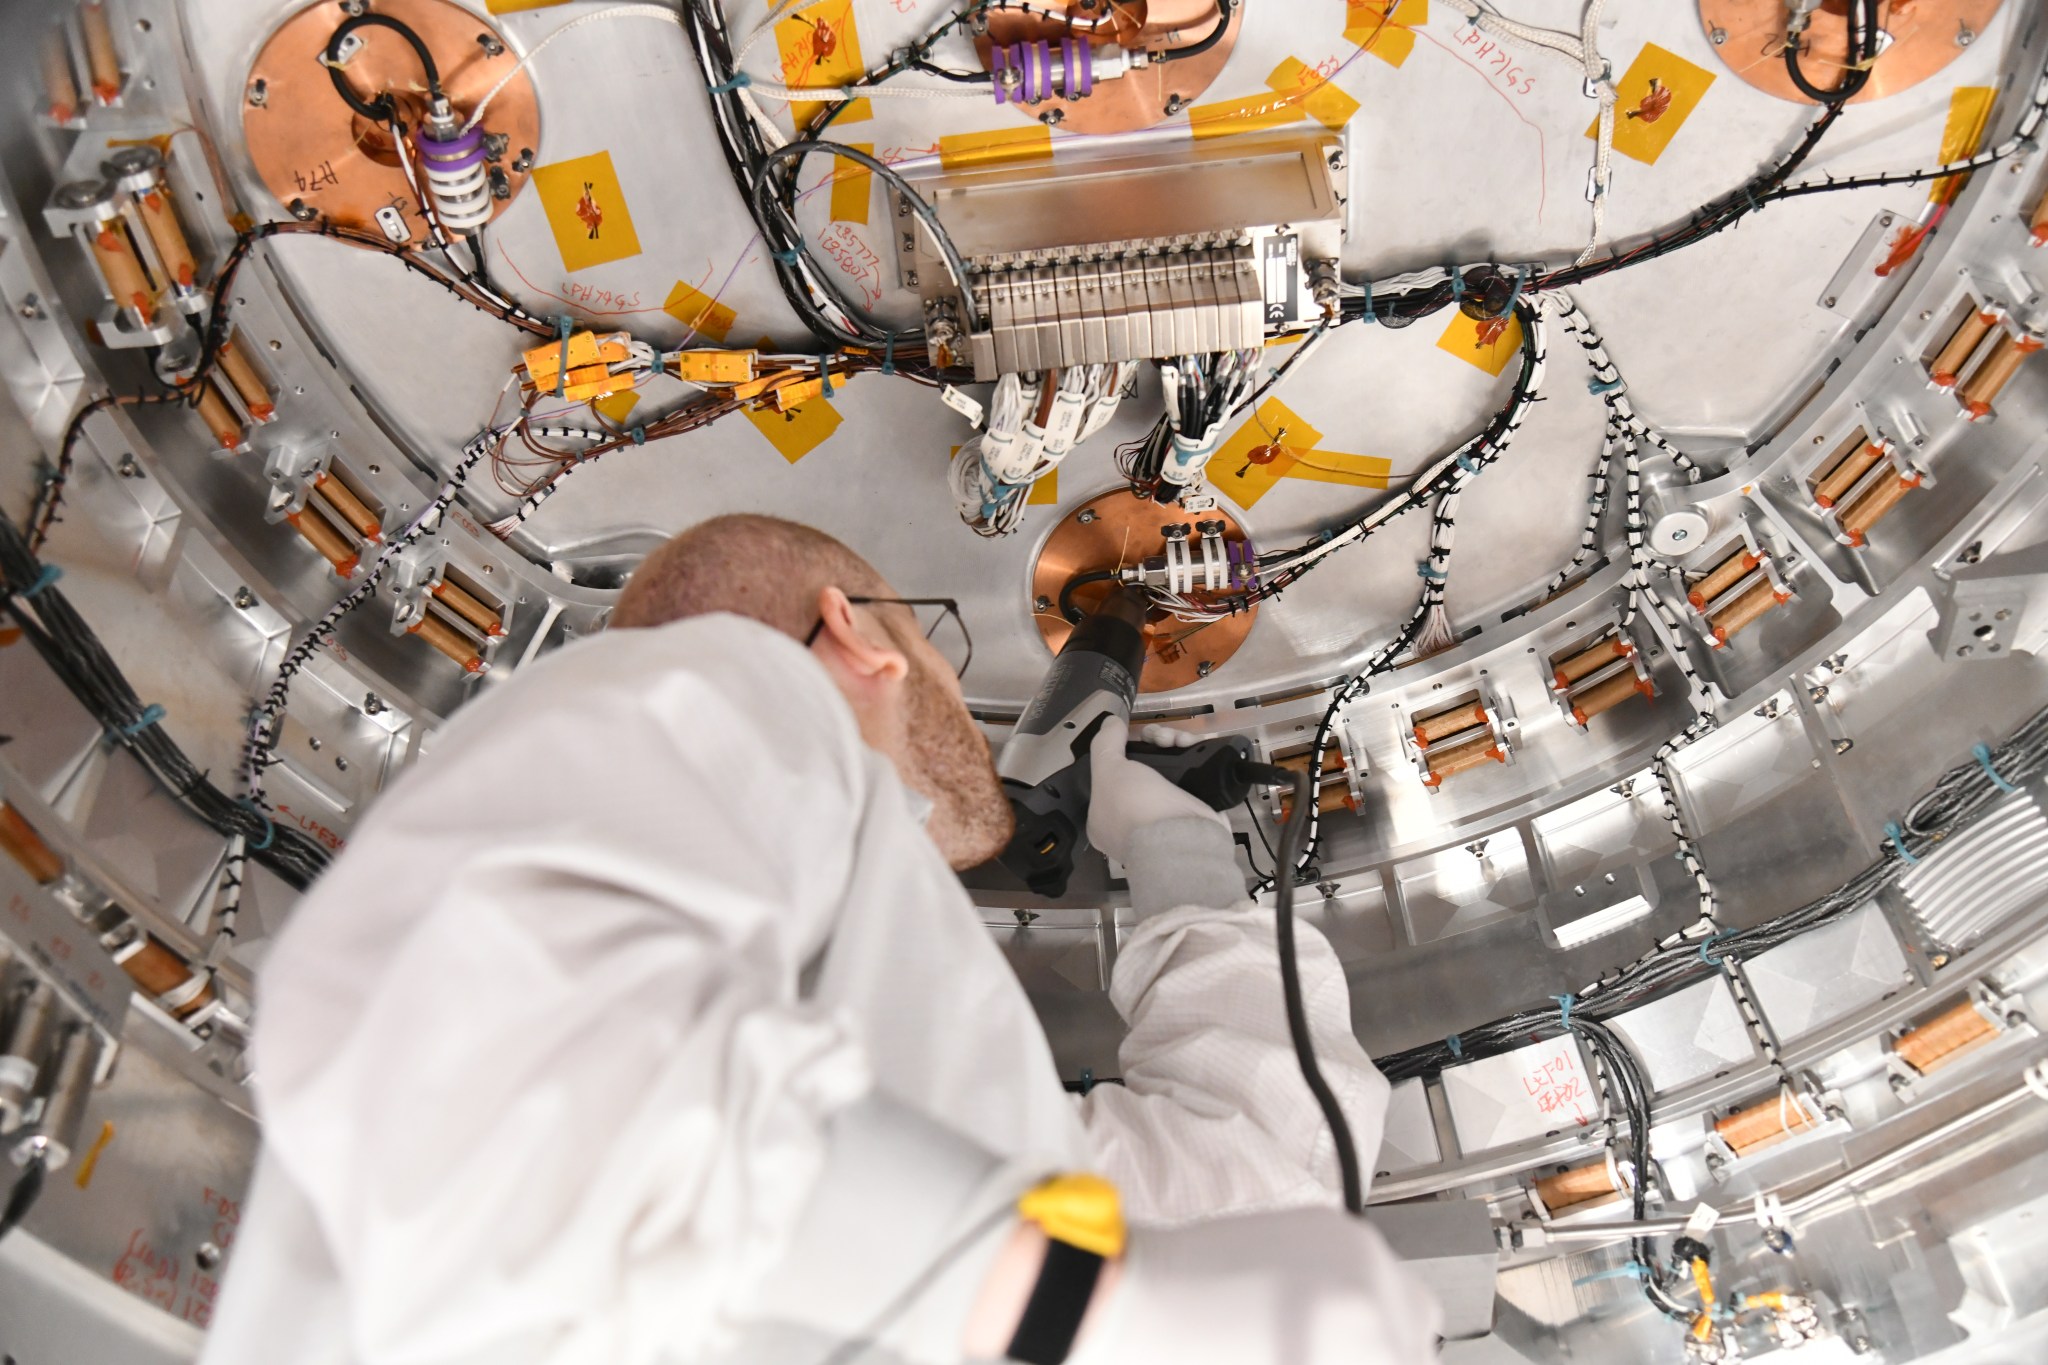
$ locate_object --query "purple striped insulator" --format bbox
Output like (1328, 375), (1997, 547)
(991, 35), (1093, 105)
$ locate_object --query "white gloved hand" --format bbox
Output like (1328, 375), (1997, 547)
(1085, 716), (1228, 866)
(1074, 1208), (1443, 1365)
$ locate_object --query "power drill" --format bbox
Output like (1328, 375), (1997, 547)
(995, 582), (1253, 897)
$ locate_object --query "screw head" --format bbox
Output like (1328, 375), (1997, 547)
(335, 756), (349, 772)
(1822, 296), (1838, 307)
(477, 32), (505, 57)
(1163, 93), (1185, 115)
(17, 294), (42, 320)
(364, 692), (385, 714)
(288, 198), (315, 221)
(195, 1242), (222, 1271)
(1879, 215), (1893, 228)
(232, 586), (256, 609)
(1710, 25), (1726, 44)
(1197, 659), (1214, 677)
(1038, 108), (1064, 126)
(1077, 508), (1097, 523)
(1956, 25), (1974, 46)
(1671, 527), (1688, 541)
(1920, 309), (1934, 320)
(1034, 595), (1051, 612)
(248, 78), (267, 107)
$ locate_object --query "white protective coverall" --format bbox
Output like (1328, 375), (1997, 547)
(200, 614), (1422, 1364)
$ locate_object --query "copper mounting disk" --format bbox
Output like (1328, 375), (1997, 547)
(976, 0), (1244, 135)
(1696, 0), (2004, 105)
(242, 0), (541, 243)
(1030, 488), (1256, 693)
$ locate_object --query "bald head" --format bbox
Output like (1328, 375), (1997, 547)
(612, 513), (891, 637)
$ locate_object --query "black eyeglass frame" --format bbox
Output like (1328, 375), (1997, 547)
(805, 595), (973, 680)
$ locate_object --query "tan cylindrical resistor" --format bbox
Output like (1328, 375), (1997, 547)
(2032, 181), (2048, 247)
(285, 505), (358, 578)
(1532, 1154), (1622, 1214)
(1422, 734), (1505, 788)
(0, 802), (64, 884)
(42, 28), (78, 123)
(1710, 578), (1789, 646)
(1892, 999), (1999, 1075)
(114, 935), (217, 1020)
(193, 379), (244, 449)
(89, 220), (154, 322)
(1714, 1091), (1817, 1157)
(1279, 783), (1356, 822)
(216, 336), (274, 421)
(1929, 307), (2000, 389)
(409, 610), (485, 673)
(1837, 472), (1920, 547)
(1687, 549), (1761, 609)
(432, 579), (504, 637)
(1553, 636), (1631, 688)
(312, 473), (380, 541)
(81, 1), (120, 104)
(136, 189), (199, 294)
(1814, 439), (1885, 508)
(1414, 701), (1488, 749)
(1960, 332), (2044, 420)
(1571, 670), (1654, 726)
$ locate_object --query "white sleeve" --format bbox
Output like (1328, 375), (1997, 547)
(243, 625), (907, 1364)
(1077, 818), (1390, 1228)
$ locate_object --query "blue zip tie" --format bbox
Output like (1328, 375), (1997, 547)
(1885, 820), (1920, 865)
(1972, 743), (2020, 794)
(1588, 376), (1626, 395)
(1553, 993), (1576, 1030)
(1446, 1033), (1463, 1058)
(18, 563), (62, 599)
(1456, 453), (1479, 474)
(1077, 1067), (1096, 1095)
(236, 800), (275, 852)
(118, 703), (165, 738)
(1449, 268), (1464, 300)
(881, 331), (897, 374)
(772, 244), (803, 266)
(1698, 928), (1735, 967)
(708, 72), (752, 93)
(1360, 280), (1376, 324)
(819, 356), (834, 398)
(1416, 562), (1446, 581)
(1503, 264), (1528, 313)
(629, 426), (646, 446)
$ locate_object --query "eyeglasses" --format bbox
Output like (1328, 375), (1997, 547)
(806, 596), (973, 680)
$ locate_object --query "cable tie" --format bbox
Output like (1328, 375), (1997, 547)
(1697, 929), (1735, 967)
(1449, 268), (1465, 300)
(772, 244), (804, 266)
(1445, 1033), (1463, 1059)
(881, 331), (897, 374)
(1884, 820), (1920, 865)
(1971, 742), (2020, 795)
(1553, 993), (1576, 1030)
(819, 356), (834, 398)
(1360, 280), (1376, 324)
(236, 800), (276, 852)
(117, 703), (166, 738)
(1504, 264), (1528, 314)
(708, 72), (753, 94)
(1456, 453), (1479, 474)
(1416, 562), (1446, 581)
(1077, 1067), (1096, 1095)
(629, 426), (645, 446)
(552, 315), (573, 398)
(18, 563), (62, 599)
(1588, 377), (1626, 395)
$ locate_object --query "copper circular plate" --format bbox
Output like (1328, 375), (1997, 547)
(975, 0), (1245, 136)
(1697, 0), (2005, 105)
(242, 0), (541, 244)
(1029, 488), (1257, 693)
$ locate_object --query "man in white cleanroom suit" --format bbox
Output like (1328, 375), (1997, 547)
(202, 513), (1438, 1365)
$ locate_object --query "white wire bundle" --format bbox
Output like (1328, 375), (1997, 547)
(951, 374), (1035, 537)
(1449, 1), (1614, 265)
(1411, 489), (1462, 655)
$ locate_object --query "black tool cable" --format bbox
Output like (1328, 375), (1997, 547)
(324, 12), (445, 123)
(1236, 757), (1364, 1216)
(1785, 0), (1877, 106)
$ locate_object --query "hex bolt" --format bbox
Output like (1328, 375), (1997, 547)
(335, 756), (349, 772)
(1956, 23), (1974, 45)
(1890, 1072), (1911, 1092)
(1833, 737), (1854, 755)
(17, 294), (42, 320)
(1038, 108), (1064, 126)
(363, 692), (385, 715)
(1077, 508), (1097, 524)
(1822, 295), (1838, 308)
(477, 32), (505, 57)
(116, 454), (140, 478)
(288, 198), (316, 222)
(1197, 660), (1214, 677)
(1879, 215), (1893, 228)
(1034, 595), (1052, 612)
(248, 78), (267, 108)
(1163, 93), (1185, 115)
(195, 1242), (222, 1271)
(1710, 25), (1726, 44)
(232, 586), (256, 609)
(512, 148), (535, 173)
(308, 736), (322, 751)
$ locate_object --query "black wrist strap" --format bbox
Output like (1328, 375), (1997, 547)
(1004, 1238), (1105, 1365)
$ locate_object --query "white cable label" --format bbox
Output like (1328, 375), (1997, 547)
(939, 384), (986, 427)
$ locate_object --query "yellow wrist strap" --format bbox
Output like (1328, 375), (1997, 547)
(1016, 1173), (1126, 1259)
